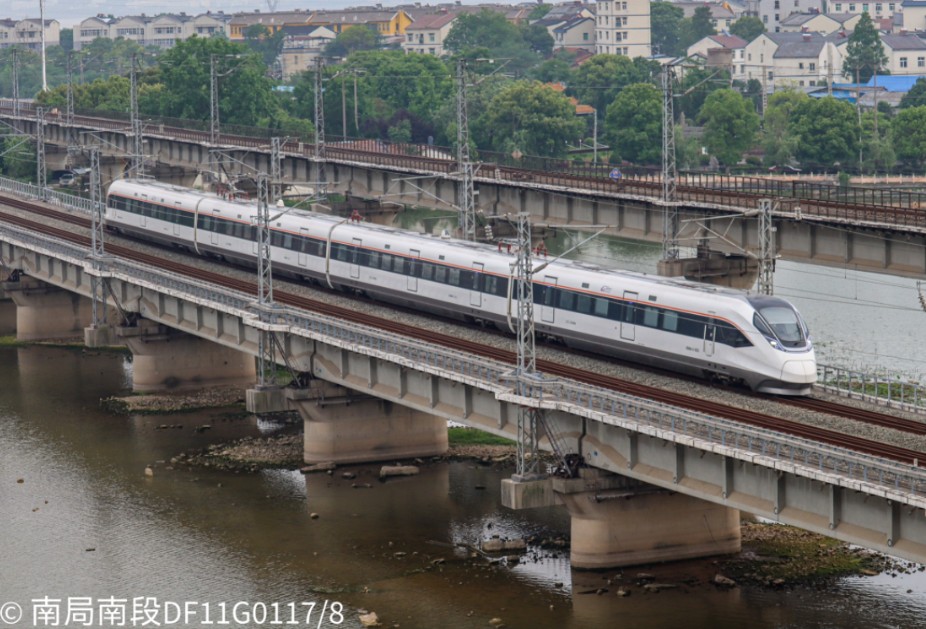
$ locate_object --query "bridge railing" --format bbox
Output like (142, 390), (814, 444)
(0, 175), (96, 215)
(3, 216), (925, 505)
(818, 364), (926, 415)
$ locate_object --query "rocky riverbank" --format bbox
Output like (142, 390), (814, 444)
(102, 385), (250, 414)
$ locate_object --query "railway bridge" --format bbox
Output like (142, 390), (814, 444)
(2, 181), (926, 571)
(3, 102), (926, 280)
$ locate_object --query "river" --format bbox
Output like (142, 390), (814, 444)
(3, 230), (926, 628)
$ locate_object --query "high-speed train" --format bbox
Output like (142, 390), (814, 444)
(106, 179), (817, 395)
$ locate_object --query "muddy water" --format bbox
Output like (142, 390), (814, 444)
(2, 346), (926, 629)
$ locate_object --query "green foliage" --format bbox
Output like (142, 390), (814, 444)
(155, 36), (276, 126)
(448, 427), (514, 445)
(472, 80), (585, 157)
(651, 2), (684, 56)
(679, 6), (717, 51)
(444, 10), (542, 75)
(59, 29), (74, 52)
(604, 82), (662, 165)
(698, 88), (759, 167)
(790, 97), (859, 167)
(570, 55), (659, 115)
(890, 106), (926, 166)
(729, 16), (765, 43)
(842, 12), (887, 83)
(243, 24), (285, 67)
(899, 78), (926, 109)
(388, 118), (412, 144)
(324, 25), (381, 58)
(675, 66), (730, 120)
(528, 4), (554, 20)
(762, 89), (808, 167)
(526, 52), (575, 83)
(0, 136), (37, 182)
(519, 22), (554, 57)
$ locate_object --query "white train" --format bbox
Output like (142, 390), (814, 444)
(106, 179), (817, 395)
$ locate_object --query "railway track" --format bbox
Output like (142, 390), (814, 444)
(1, 196), (925, 466)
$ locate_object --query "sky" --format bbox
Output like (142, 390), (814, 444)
(6, 0), (504, 27)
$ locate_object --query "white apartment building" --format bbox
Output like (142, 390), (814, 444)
(75, 12), (231, 50)
(742, 31), (842, 88)
(402, 11), (457, 56)
(595, 0), (651, 57)
(0, 18), (60, 49)
(755, 0), (824, 32)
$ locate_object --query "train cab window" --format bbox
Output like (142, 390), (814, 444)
(716, 321), (752, 347)
(662, 310), (679, 332)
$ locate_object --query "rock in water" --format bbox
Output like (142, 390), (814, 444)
(359, 611), (380, 627)
(379, 465), (419, 479)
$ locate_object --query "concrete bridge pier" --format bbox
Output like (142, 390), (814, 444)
(286, 380), (449, 464)
(116, 318), (256, 392)
(554, 469), (741, 569)
(1, 276), (92, 340)
(0, 293), (15, 335)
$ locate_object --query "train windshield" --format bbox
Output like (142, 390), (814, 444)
(748, 297), (809, 349)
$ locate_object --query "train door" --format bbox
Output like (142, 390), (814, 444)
(703, 320), (716, 356)
(470, 262), (484, 307)
(620, 291), (637, 341)
(541, 276), (557, 323)
(210, 210), (220, 245)
(350, 238), (362, 279)
(408, 249), (420, 292)
(298, 228), (309, 267)
(251, 217), (259, 256)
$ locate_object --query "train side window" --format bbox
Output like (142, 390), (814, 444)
(471, 270), (483, 292)
(543, 286), (556, 307)
(495, 277), (508, 296)
(433, 266), (448, 284)
(677, 313), (705, 338)
(282, 233), (294, 249)
(576, 294), (593, 315)
(717, 321), (752, 347)
(641, 306), (660, 328)
(420, 262), (434, 281)
(448, 268), (461, 286)
(558, 290), (576, 312)
(608, 301), (623, 321)
(662, 310), (679, 332)
(594, 297), (609, 318)
(394, 257), (406, 275)
(369, 251), (381, 269)
(623, 301), (635, 323)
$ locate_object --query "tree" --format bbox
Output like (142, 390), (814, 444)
(890, 106), (926, 167)
(528, 4), (553, 20)
(244, 24), (285, 67)
(325, 26), (380, 58)
(651, 2), (684, 57)
(675, 66), (730, 120)
(59, 28), (74, 52)
(762, 89), (808, 167)
(526, 52), (575, 83)
(729, 16), (765, 43)
(155, 36), (277, 127)
(570, 54), (658, 115)
(842, 12), (887, 83)
(604, 82), (662, 164)
(698, 88), (759, 167)
(0, 136), (36, 181)
(519, 22), (554, 57)
(790, 97), (858, 167)
(679, 6), (717, 51)
(444, 10), (541, 74)
(899, 78), (926, 109)
(473, 80), (585, 157)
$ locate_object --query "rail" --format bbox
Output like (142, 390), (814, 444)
(3, 101), (926, 231)
(1, 217), (926, 506)
(818, 364), (926, 416)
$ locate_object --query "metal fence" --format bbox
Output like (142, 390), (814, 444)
(818, 364), (926, 415)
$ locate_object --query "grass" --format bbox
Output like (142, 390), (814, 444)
(448, 426), (515, 446)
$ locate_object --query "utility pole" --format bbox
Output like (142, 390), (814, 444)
(66, 52), (75, 127)
(35, 107), (46, 198)
(757, 199), (776, 296)
(341, 76), (347, 141)
(456, 59), (476, 241)
(130, 54), (144, 177)
(210, 54), (220, 147)
(88, 146), (108, 328)
(661, 66), (678, 260)
(270, 136), (283, 204)
(39, 0), (47, 92)
(313, 56), (327, 201)
(255, 173), (277, 388)
(513, 212), (541, 479)
(11, 48), (20, 117)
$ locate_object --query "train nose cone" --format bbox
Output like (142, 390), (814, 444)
(781, 359), (817, 383)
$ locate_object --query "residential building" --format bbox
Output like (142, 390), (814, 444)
(828, 0), (900, 19)
(229, 10), (313, 40)
(902, 0), (926, 30)
(742, 31), (842, 88)
(876, 32), (926, 74)
(402, 11), (457, 55)
(779, 11), (841, 33)
(672, 2), (739, 31)
(595, 0), (651, 57)
(75, 12), (231, 50)
(754, 0), (823, 32)
(0, 18), (59, 49)
(279, 25), (337, 80)
(687, 34), (748, 78)
(310, 9), (413, 37)
(551, 16), (596, 51)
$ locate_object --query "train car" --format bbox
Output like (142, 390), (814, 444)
(106, 179), (817, 395)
